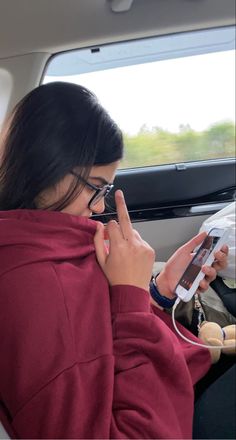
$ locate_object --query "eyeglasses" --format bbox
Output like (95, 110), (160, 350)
(71, 171), (114, 209)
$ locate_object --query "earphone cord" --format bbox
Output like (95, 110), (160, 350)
(172, 298), (236, 349)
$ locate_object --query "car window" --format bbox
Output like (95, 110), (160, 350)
(43, 26), (235, 169)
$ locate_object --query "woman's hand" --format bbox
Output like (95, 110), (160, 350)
(94, 190), (155, 292)
(198, 244), (228, 292)
(155, 233), (229, 299)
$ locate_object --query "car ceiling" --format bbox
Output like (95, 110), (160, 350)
(0, 0), (235, 58)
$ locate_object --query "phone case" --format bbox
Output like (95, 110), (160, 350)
(175, 228), (229, 302)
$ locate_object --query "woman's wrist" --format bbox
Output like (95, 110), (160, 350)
(155, 272), (176, 300)
(150, 275), (177, 309)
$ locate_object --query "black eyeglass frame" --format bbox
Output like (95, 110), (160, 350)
(71, 171), (114, 209)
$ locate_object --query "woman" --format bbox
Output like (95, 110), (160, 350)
(0, 82), (228, 439)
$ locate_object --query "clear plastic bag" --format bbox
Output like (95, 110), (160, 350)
(199, 202), (236, 280)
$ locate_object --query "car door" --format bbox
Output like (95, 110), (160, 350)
(103, 158), (235, 261)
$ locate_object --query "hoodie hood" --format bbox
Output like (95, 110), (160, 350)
(0, 209), (98, 278)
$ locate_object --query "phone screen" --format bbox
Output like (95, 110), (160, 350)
(178, 234), (220, 290)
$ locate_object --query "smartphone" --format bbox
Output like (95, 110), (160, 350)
(175, 227), (228, 302)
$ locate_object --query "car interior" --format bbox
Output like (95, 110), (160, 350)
(0, 0), (235, 438)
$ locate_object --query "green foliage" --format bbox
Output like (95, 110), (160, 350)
(121, 121), (235, 168)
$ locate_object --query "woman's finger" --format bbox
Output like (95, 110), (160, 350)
(94, 222), (108, 267)
(198, 278), (209, 292)
(106, 219), (122, 240)
(220, 244), (229, 255)
(115, 190), (133, 240)
(103, 226), (109, 241)
(197, 266), (217, 293)
(212, 247), (228, 271)
(202, 265), (217, 283)
(213, 261), (227, 272)
(182, 231), (207, 253)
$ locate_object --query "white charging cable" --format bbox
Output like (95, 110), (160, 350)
(172, 297), (236, 349)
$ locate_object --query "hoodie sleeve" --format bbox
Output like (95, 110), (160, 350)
(109, 285), (211, 439)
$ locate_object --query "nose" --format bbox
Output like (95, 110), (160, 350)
(91, 198), (106, 214)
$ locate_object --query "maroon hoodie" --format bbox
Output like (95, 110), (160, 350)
(0, 209), (211, 439)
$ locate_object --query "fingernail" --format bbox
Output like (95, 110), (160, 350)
(96, 221), (103, 231)
(116, 189), (123, 197)
(109, 219), (118, 226)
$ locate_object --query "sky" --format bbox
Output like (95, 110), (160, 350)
(44, 50), (235, 135)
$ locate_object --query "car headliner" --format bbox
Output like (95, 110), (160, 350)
(0, 0), (235, 58)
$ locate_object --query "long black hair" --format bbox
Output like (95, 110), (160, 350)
(0, 82), (123, 210)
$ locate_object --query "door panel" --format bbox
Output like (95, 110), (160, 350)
(134, 215), (210, 261)
(94, 158), (236, 258)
